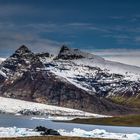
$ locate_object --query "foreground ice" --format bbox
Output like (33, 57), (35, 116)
(58, 128), (140, 140)
(0, 127), (139, 140)
(0, 127), (40, 137)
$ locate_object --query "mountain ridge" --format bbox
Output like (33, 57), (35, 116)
(0, 45), (140, 115)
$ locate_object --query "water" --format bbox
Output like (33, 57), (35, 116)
(0, 114), (140, 134)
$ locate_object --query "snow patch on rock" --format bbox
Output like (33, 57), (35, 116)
(0, 70), (6, 77)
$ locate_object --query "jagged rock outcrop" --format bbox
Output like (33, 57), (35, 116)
(35, 126), (61, 136)
(56, 45), (85, 60)
(0, 45), (44, 87)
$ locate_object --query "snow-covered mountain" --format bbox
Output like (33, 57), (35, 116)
(44, 46), (140, 97)
(0, 45), (140, 115)
(56, 45), (140, 76)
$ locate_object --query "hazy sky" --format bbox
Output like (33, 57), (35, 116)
(0, 0), (140, 66)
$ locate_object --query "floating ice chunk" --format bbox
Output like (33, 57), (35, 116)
(0, 127), (40, 137)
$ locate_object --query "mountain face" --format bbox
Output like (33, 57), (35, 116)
(0, 45), (140, 115)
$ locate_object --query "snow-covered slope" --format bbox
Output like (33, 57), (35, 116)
(0, 57), (5, 64)
(38, 45), (140, 99)
(56, 45), (140, 77)
(74, 58), (140, 79)
(44, 57), (140, 97)
(0, 97), (106, 118)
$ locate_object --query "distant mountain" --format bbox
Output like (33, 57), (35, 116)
(0, 45), (140, 115)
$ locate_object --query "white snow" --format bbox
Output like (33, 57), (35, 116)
(73, 57), (140, 80)
(0, 70), (6, 77)
(0, 97), (107, 118)
(0, 127), (139, 140)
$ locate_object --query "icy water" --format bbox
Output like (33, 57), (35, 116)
(0, 114), (140, 134)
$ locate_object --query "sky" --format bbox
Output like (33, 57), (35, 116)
(0, 0), (140, 66)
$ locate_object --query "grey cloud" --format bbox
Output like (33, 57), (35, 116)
(0, 23), (65, 56)
(92, 49), (140, 67)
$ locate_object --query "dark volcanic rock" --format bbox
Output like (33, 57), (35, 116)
(0, 74), (5, 84)
(35, 126), (47, 132)
(35, 126), (60, 136)
(41, 129), (60, 136)
(36, 52), (50, 58)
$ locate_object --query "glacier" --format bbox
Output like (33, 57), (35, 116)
(0, 97), (107, 118)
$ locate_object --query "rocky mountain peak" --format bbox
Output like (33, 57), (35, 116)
(59, 45), (70, 53)
(1, 45), (43, 72)
(56, 45), (85, 60)
(15, 45), (31, 55)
